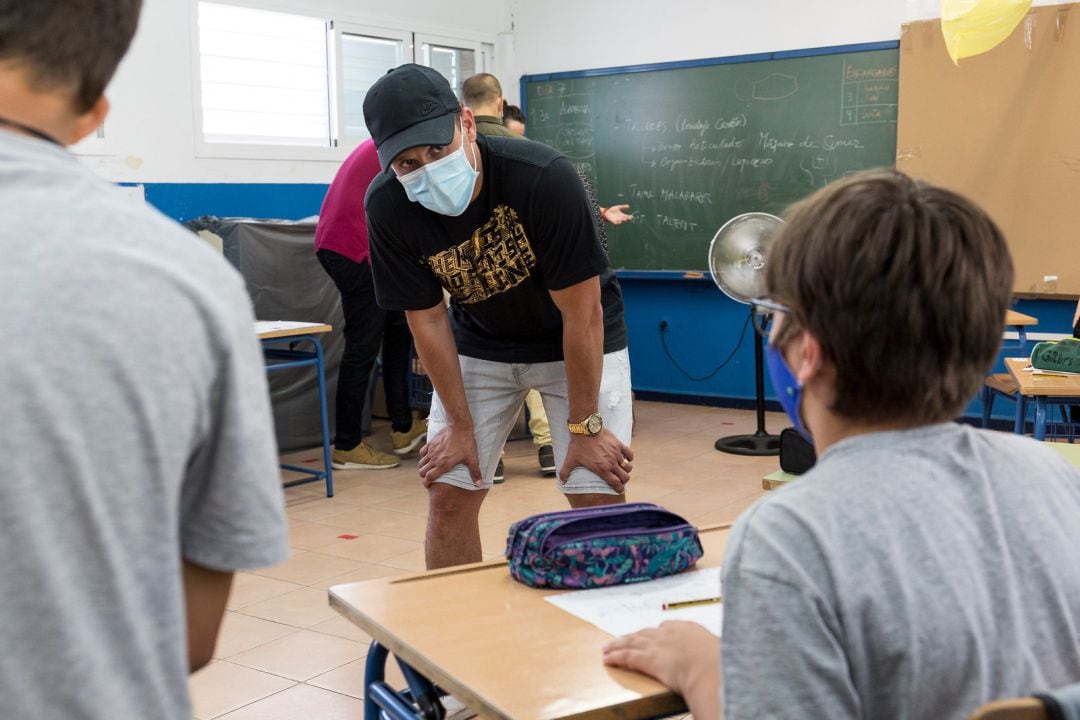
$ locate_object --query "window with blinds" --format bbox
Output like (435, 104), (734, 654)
(197, 2), (331, 146)
(192, 3), (490, 155)
(339, 31), (408, 143)
(418, 40), (479, 100)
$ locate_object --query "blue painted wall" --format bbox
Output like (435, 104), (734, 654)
(143, 182), (1077, 425)
(140, 182), (329, 224)
(621, 276), (1078, 424)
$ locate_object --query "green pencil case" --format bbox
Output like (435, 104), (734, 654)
(1030, 338), (1080, 373)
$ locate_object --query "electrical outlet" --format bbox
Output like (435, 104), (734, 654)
(659, 320), (669, 331)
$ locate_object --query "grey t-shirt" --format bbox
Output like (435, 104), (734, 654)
(721, 423), (1080, 720)
(0, 133), (289, 719)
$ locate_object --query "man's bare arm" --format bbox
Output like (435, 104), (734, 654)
(406, 302), (481, 485)
(549, 277), (632, 491)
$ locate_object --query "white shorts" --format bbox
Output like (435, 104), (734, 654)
(427, 348), (632, 493)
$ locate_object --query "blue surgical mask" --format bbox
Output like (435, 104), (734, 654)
(397, 119), (479, 216)
(765, 343), (812, 442)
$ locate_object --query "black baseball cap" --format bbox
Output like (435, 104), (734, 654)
(363, 64), (461, 170)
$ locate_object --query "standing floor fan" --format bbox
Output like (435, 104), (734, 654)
(707, 212), (784, 456)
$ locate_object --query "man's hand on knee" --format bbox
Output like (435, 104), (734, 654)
(418, 425), (482, 488)
(559, 429), (633, 493)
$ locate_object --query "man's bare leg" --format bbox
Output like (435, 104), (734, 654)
(425, 483), (488, 569)
(567, 493), (624, 509)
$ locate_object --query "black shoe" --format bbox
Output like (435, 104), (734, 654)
(493, 458), (505, 484)
(538, 444), (556, 475)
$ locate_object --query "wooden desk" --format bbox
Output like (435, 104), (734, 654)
(257, 321), (334, 496)
(1004, 357), (1080, 441)
(762, 469), (798, 491)
(1003, 310), (1037, 350)
(1005, 310), (1037, 327)
(330, 525), (731, 720)
(257, 321), (332, 340)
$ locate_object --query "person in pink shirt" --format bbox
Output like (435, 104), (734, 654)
(316, 138), (427, 469)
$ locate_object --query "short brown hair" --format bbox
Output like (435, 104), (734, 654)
(766, 169), (1013, 425)
(503, 104), (525, 126)
(461, 73), (501, 109)
(0, 0), (143, 112)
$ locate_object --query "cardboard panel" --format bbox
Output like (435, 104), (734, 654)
(897, 3), (1080, 297)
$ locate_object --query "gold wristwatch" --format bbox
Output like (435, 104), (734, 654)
(567, 412), (603, 436)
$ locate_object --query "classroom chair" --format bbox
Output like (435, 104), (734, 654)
(981, 373), (1080, 440)
(982, 373), (1026, 433)
(364, 641), (450, 720)
(969, 682), (1080, 720)
(969, 696), (1047, 720)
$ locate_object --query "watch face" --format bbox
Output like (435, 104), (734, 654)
(586, 414), (603, 434)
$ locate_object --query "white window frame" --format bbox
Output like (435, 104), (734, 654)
(187, 0), (495, 161)
(331, 21), (412, 149)
(414, 33), (488, 96)
(189, 0), (345, 161)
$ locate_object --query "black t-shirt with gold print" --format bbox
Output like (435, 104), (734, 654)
(365, 134), (627, 364)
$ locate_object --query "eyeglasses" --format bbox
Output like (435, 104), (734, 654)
(748, 297), (790, 340)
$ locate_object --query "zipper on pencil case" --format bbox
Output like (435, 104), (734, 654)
(539, 519), (695, 557)
(506, 503), (659, 561)
(535, 506), (678, 554)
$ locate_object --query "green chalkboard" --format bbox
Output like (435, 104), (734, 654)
(522, 45), (899, 271)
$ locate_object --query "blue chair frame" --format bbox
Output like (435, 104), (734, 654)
(364, 641), (447, 720)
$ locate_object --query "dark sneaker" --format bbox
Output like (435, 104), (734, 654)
(493, 458), (505, 484)
(538, 444), (556, 475)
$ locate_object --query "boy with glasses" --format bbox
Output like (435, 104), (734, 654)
(604, 170), (1080, 720)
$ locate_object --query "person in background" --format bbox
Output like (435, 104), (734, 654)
(462, 73), (518, 139)
(603, 170), (1080, 719)
(0, 2), (290, 718)
(503, 102), (634, 234)
(315, 138), (428, 470)
(363, 64), (634, 569)
(503, 103), (527, 136)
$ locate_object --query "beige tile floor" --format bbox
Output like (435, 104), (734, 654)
(188, 400), (786, 719)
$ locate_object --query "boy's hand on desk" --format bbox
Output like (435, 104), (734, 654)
(560, 429), (633, 493)
(603, 621), (720, 718)
(417, 426), (481, 488)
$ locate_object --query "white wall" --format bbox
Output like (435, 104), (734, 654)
(507, 0), (911, 86)
(83, 0), (508, 183)
(90, 0), (1065, 185)
(505, 0), (1065, 91)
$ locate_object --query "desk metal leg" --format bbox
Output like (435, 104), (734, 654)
(313, 337), (334, 497)
(263, 334), (335, 497)
(1014, 395), (1026, 435)
(1035, 398), (1048, 441)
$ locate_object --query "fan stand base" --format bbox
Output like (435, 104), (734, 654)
(714, 430), (781, 457)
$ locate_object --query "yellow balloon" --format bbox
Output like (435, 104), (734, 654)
(941, 0), (1033, 64)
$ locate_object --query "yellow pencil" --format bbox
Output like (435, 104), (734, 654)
(661, 597), (722, 610)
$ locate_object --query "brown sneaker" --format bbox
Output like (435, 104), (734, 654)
(391, 417), (428, 456)
(332, 441), (400, 470)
